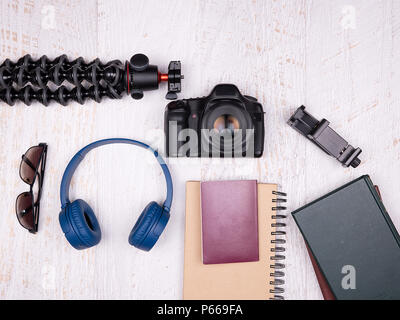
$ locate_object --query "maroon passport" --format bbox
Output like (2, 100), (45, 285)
(200, 180), (259, 264)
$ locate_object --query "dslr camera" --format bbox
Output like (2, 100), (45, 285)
(164, 84), (264, 157)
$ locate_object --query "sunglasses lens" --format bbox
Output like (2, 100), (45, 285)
(16, 192), (35, 231)
(20, 146), (44, 184)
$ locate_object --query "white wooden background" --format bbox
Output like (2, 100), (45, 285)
(0, 0), (399, 300)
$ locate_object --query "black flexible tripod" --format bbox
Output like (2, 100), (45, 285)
(0, 53), (182, 106)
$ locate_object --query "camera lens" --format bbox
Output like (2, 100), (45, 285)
(200, 99), (257, 157)
(213, 115), (240, 133)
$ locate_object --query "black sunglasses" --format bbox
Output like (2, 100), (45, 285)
(15, 143), (48, 233)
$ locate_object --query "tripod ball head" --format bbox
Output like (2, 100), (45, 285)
(126, 54), (183, 100)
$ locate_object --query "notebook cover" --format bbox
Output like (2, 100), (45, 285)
(292, 175), (400, 300)
(200, 180), (259, 264)
(307, 185), (383, 300)
(183, 182), (277, 299)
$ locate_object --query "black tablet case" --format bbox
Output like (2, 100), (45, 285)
(292, 175), (400, 300)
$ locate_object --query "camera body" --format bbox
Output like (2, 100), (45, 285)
(165, 84), (265, 157)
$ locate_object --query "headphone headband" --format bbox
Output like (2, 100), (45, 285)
(60, 138), (173, 211)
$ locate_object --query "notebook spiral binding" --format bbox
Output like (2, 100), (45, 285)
(270, 190), (287, 300)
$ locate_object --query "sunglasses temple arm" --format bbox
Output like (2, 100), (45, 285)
(34, 145), (47, 233)
(33, 203), (40, 233)
(40, 147), (48, 190)
(22, 155), (37, 172)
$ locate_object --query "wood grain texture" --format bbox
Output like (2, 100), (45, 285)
(0, 0), (399, 300)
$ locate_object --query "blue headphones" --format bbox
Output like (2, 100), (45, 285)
(59, 138), (173, 251)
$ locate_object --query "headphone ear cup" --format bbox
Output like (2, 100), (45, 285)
(59, 199), (102, 250)
(128, 201), (170, 251)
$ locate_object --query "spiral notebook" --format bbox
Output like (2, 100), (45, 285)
(183, 181), (287, 300)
